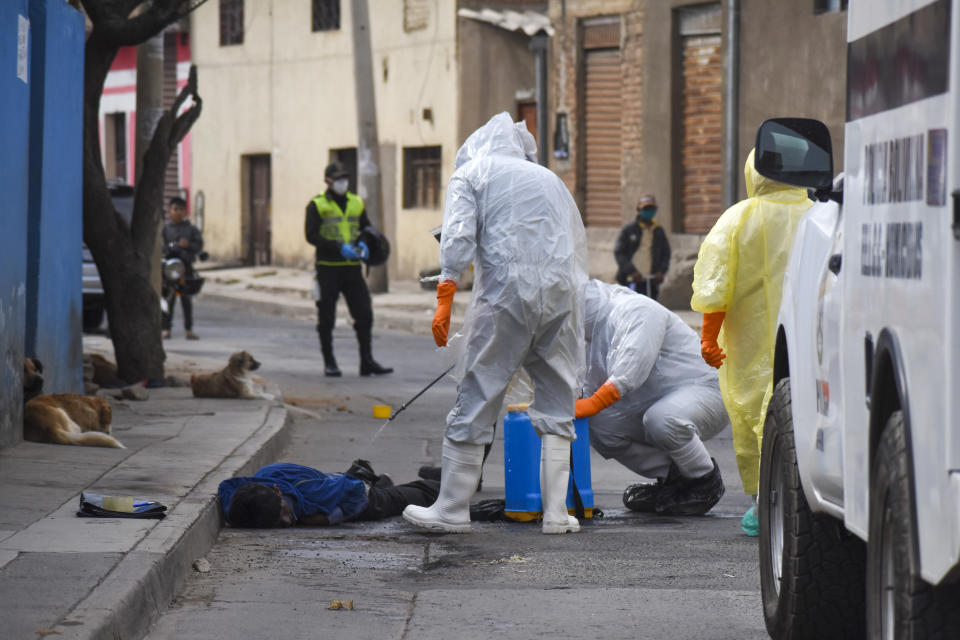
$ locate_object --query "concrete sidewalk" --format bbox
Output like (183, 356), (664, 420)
(197, 265), (703, 333)
(0, 386), (289, 640)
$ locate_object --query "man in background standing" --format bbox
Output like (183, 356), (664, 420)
(614, 194), (671, 300)
(305, 161), (392, 378)
(161, 197), (203, 340)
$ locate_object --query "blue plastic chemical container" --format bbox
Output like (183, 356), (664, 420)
(503, 403), (594, 521)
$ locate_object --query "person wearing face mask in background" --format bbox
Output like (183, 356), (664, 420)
(614, 194), (671, 300)
(305, 161), (392, 377)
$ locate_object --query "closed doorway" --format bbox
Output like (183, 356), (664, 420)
(517, 100), (537, 147)
(580, 17), (623, 227)
(243, 154), (271, 266)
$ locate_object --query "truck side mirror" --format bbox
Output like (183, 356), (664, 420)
(755, 118), (833, 194)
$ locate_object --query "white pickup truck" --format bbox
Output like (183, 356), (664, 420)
(756, 1), (960, 638)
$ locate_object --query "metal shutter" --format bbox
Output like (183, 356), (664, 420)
(679, 32), (723, 233)
(583, 46), (622, 227)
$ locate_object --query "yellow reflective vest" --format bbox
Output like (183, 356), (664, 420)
(311, 192), (364, 266)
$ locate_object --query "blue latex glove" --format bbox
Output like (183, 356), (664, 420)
(357, 241), (370, 260)
(340, 243), (360, 260)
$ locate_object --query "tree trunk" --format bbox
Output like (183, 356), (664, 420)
(82, 23), (201, 383)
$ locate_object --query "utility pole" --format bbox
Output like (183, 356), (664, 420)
(529, 32), (549, 166)
(352, 0), (387, 293)
(135, 33), (164, 295)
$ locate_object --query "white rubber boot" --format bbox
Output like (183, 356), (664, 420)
(540, 434), (580, 534)
(402, 437), (483, 533)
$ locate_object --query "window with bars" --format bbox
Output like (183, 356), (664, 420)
(403, 146), (442, 209)
(313, 0), (340, 31)
(220, 0), (244, 46)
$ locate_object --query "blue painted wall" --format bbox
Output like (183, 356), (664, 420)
(25, 0), (85, 394)
(0, 0), (30, 447)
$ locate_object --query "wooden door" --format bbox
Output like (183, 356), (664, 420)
(518, 101), (537, 146)
(248, 155), (271, 265)
(581, 18), (623, 227)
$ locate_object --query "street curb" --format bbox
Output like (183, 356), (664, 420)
(55, 398), (291, 640)
(198, 290), (315, 320)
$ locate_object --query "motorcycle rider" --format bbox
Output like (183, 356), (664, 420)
(161, 197), (204, 340)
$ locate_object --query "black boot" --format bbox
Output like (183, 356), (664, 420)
(654, 459), (725, 516)
(622, 477), (667, 512)
(358, 338), (392, 376)
(319, 331), (341, 377)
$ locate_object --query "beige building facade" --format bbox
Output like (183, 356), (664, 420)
(190, 0), (548, 281)
(190, 0), (460, 278)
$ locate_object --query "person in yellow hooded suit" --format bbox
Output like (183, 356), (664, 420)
(690, 148), (811, 535)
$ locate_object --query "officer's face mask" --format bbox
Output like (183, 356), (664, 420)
(332, 178), (349, 195)
(637, 206), (657, 222)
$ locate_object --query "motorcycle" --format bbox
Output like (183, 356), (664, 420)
(160, 242), (208, 317)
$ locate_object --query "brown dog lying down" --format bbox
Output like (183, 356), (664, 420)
(23, 357), (124, 448)
(191, 351), (272, 399)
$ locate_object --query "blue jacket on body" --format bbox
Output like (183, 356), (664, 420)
(218, 463), (368, 525)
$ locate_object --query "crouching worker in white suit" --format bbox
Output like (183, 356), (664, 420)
(576, 279), (729, 515)
(402, 112), (589, 534)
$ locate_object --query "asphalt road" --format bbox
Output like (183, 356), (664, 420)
(145, 297), (768, 640)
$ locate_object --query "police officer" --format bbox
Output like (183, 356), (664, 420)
(613, 194), (671, 300)
(305, 162), (392, 377)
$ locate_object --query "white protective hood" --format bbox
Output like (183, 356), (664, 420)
(439, 112), (588, 386)
(583, 279), (718, 421)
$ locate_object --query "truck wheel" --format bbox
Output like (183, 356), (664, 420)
(759, 377), (866, 638)
(866, 411), (960, 639)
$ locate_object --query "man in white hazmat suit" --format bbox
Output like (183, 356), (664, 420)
(402, 112), (588, 535)
(691, 148), (811, 535)
(575, 279), (729, 515)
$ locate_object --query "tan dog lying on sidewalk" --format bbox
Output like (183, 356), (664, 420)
(191, 351), (272, 399)
(23, 358), (125, 448)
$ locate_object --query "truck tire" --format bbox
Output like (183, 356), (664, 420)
(866, 410), (960, 639)
(759, 377), (866, 639)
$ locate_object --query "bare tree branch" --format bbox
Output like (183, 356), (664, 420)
(82, 0), (206, 47)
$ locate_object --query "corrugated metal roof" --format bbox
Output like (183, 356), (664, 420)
(457, 8), (554, 37)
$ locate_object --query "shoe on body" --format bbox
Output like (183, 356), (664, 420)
(403, 437), (482, 533)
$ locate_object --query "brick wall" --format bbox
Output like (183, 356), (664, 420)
(549, 0), (642, 228)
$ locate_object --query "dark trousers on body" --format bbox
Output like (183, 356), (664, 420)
(315, 264), (373, 364)
(359, 477), (440, 521)
(162, 294), (193, 331)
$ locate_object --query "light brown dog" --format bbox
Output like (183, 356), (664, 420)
(191, 351), (270, 399)
(23, 357), (44, 402)
(23, 358), (124, 448)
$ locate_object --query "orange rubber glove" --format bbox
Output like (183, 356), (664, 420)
(700, 311), (726, 369)
(575, 381), (621, 418)
(432, 280), (457, 347)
